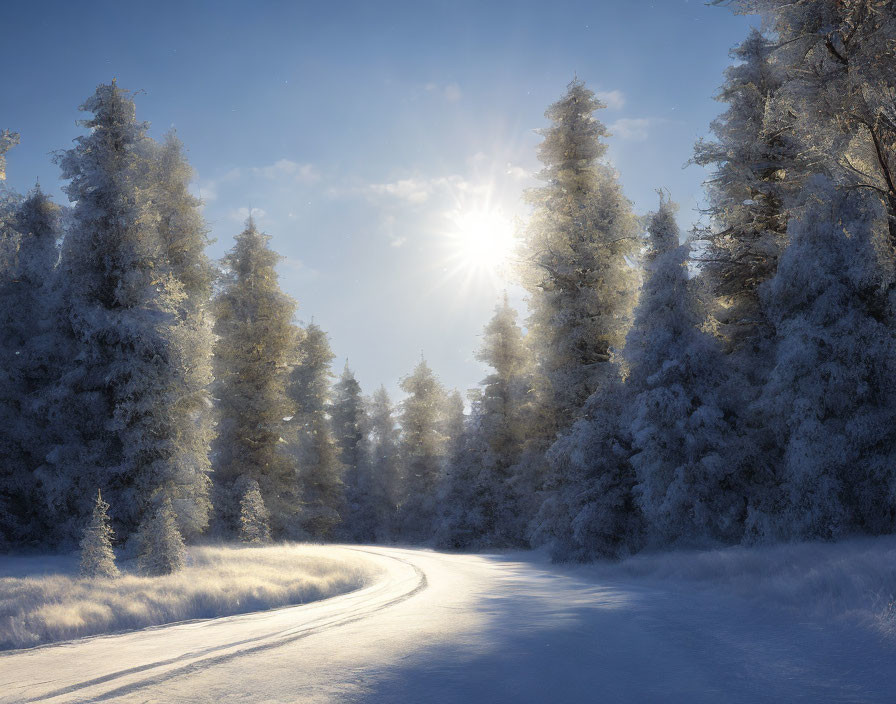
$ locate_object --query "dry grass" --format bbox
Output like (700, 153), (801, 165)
(0, 543), (381, 650)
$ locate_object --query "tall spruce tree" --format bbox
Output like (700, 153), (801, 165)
(718, 0), (896, 256)
(625, 196), (744, 546)
(332, 363), (370, 541)
(692, 29), (800, 352)
(48, 82), (211, 543)
(398, 359), (449, 542)
(145, 131), (215, 541)
(751, 179), (896, 540)
(439, 296), (534, 548)
(532, 363), (637, 561)
(366, 386), (401, 542)
(212, 220), (298, 538)
(0, 188), (61, 546)
(519, 78), (640, 434)
(436, 393), (485, 550)
(286, 322), (344, 539)
(519, 78), (640, 560)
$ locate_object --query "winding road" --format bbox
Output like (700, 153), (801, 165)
(2, 546), (895, 703)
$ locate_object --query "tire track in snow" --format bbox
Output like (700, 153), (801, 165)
(5, 547), (426, 704)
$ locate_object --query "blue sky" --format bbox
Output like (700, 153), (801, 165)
(1, 0), (756, 401)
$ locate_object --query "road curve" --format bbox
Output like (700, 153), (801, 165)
(2, 545), (896, 703)
(0, 547), (423, 703)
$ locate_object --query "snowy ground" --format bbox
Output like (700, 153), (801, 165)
(0, 544), (381, 650)
(2, 540), (896, 702)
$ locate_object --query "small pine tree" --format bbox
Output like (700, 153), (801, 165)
(79, 490), (119, 578)
(238, 478), (271, 544)
(138, 496), (187, 576)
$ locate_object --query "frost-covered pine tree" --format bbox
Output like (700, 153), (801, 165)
(145, 130), (215, 542)
(519, 78), (640, 434)
(45, 82), (211, 543)
(286, 322), (344, 539)
(625, 196), (744, 546)
(0, 187), (62, 546)
(366, 386), (401, 542)
(238, 478), (271, 544)
(439, 296), (534, 548)
(79, 490), (119, 578)
(212, 220), (298, 538)
(150, 131), (216, 309)
(719, 0), (896, 255)
(751, 179), (896, 541)
(692, 28), (800, 353)
(331, 363), (370, 542)
(436, 395), (486, 550)
(532, 363), (638, 561)
(398, 359), (449, 542)
(138, 494), (187, 576)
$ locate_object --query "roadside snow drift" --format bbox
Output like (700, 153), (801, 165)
(582, 535), (896, 639)
(0, 543), (382, 650)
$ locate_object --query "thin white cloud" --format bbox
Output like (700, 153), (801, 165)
(368, 178), (434, 204)
(595, 90), (626, 110)
(608, 117), (652, 142)
(252, 159), (320, 183)
(366, 174), (489, 204)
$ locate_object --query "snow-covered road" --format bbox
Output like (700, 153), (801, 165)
(2, 545), (895, 703)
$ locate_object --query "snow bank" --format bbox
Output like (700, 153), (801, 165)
(582, 535), (896, 637)
(0, 544), (382, 650)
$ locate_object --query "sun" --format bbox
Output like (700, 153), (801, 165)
(445, 207), (516, 280)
